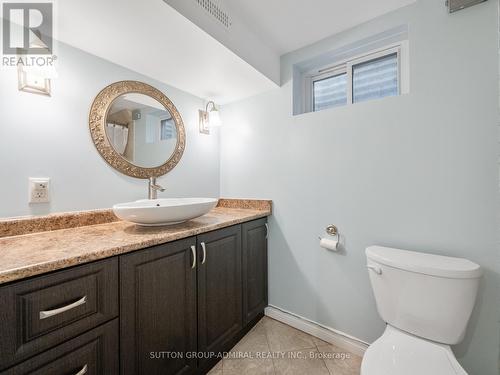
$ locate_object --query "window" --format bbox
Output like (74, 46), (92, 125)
(352, 53), (398, 103)
(305, 42), (408, 113)
(313, 73), (347, 111)
(160, 118), (174, 140)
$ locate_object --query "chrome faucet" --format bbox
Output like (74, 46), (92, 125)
(148, 177), (165, 199)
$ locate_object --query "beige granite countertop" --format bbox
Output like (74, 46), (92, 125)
(0, 204), (271, 285)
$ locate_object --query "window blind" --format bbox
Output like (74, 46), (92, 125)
(353, 53), (398, 103)
(313, 73), (348, 111)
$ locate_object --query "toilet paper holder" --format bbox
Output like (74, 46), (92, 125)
(318, 224), (340, 250)
(325, 224), (338, 237)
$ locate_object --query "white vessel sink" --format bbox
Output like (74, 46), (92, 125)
(113, 198), (218, 226)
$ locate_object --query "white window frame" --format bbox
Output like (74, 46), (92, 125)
(303, 41), (409, 113)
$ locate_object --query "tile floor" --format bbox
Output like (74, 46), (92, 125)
(208, 316), (362, 375)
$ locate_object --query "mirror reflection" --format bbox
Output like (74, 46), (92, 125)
(105, 93), (178, 168)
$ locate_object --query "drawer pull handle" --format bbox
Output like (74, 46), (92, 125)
(39, 296), (87, 320)
(75, 364), (88, 375)
(191, 245), (197, 269)
(201, 242), (207, 265)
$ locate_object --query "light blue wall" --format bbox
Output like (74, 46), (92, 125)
(220, 1), (499, 374)
(0, 42), (220, 218)
(133, 110), (177, 168)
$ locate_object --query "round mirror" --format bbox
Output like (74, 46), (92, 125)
(89, 81), (185, 179)
(106, 93), (178, 168)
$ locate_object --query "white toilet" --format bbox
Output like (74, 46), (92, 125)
(362, 246), (482, 375)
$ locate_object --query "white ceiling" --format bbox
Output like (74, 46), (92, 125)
(228, 0), (416, 55)
(57, 0), (416, 104)
(57, 0), (277, 104)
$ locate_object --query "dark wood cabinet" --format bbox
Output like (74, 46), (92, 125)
(0, 218), (268, 375)
(242, 218), (268, 324)
(0, 258), (118, 370)
(197, 225), (243, 363)
(2, 319), (119, 375)
(120, 237), (197, 375)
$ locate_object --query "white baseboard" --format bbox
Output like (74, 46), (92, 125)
(264, 305), (369, 357)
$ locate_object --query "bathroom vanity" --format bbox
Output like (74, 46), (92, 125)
(0, 82), (270, 374)
(0, 200), (270, 375)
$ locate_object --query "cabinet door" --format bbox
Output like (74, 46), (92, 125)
(242, 218), (268, 324)
(120, 238), (197, 375)
(197, 225), (242, 359)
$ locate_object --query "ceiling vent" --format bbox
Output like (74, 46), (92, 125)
(446, 0), (487, 13)
(194, 0), (231, 28)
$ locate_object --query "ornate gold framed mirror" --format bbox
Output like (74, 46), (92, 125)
(89, 81), (186, 179)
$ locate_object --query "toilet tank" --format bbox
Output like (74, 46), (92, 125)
(366, 246), (482, 345)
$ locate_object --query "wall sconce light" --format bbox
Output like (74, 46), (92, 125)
(17, 63), (57, 96)
(199, 101), (222, 134)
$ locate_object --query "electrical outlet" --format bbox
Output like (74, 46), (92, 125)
(29, 178), (50, 203)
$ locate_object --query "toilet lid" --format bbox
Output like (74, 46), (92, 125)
(361, 326), (467, 375)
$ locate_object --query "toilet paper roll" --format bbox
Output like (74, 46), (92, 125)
(320, 238), (339, 251)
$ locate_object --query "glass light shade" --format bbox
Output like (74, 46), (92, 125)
(208, 108), (222, 127)
(17, 63), (54, 96)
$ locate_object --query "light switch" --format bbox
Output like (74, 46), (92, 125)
(29, 178), (50, 203)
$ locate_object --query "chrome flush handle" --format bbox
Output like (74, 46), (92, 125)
(367, 265), (382, 275)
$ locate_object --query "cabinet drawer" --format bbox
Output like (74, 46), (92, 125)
(1, 319), (119, 375)
(0, 258), (119, 369)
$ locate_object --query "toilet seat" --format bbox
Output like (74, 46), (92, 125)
(361, 325), (467, 375)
